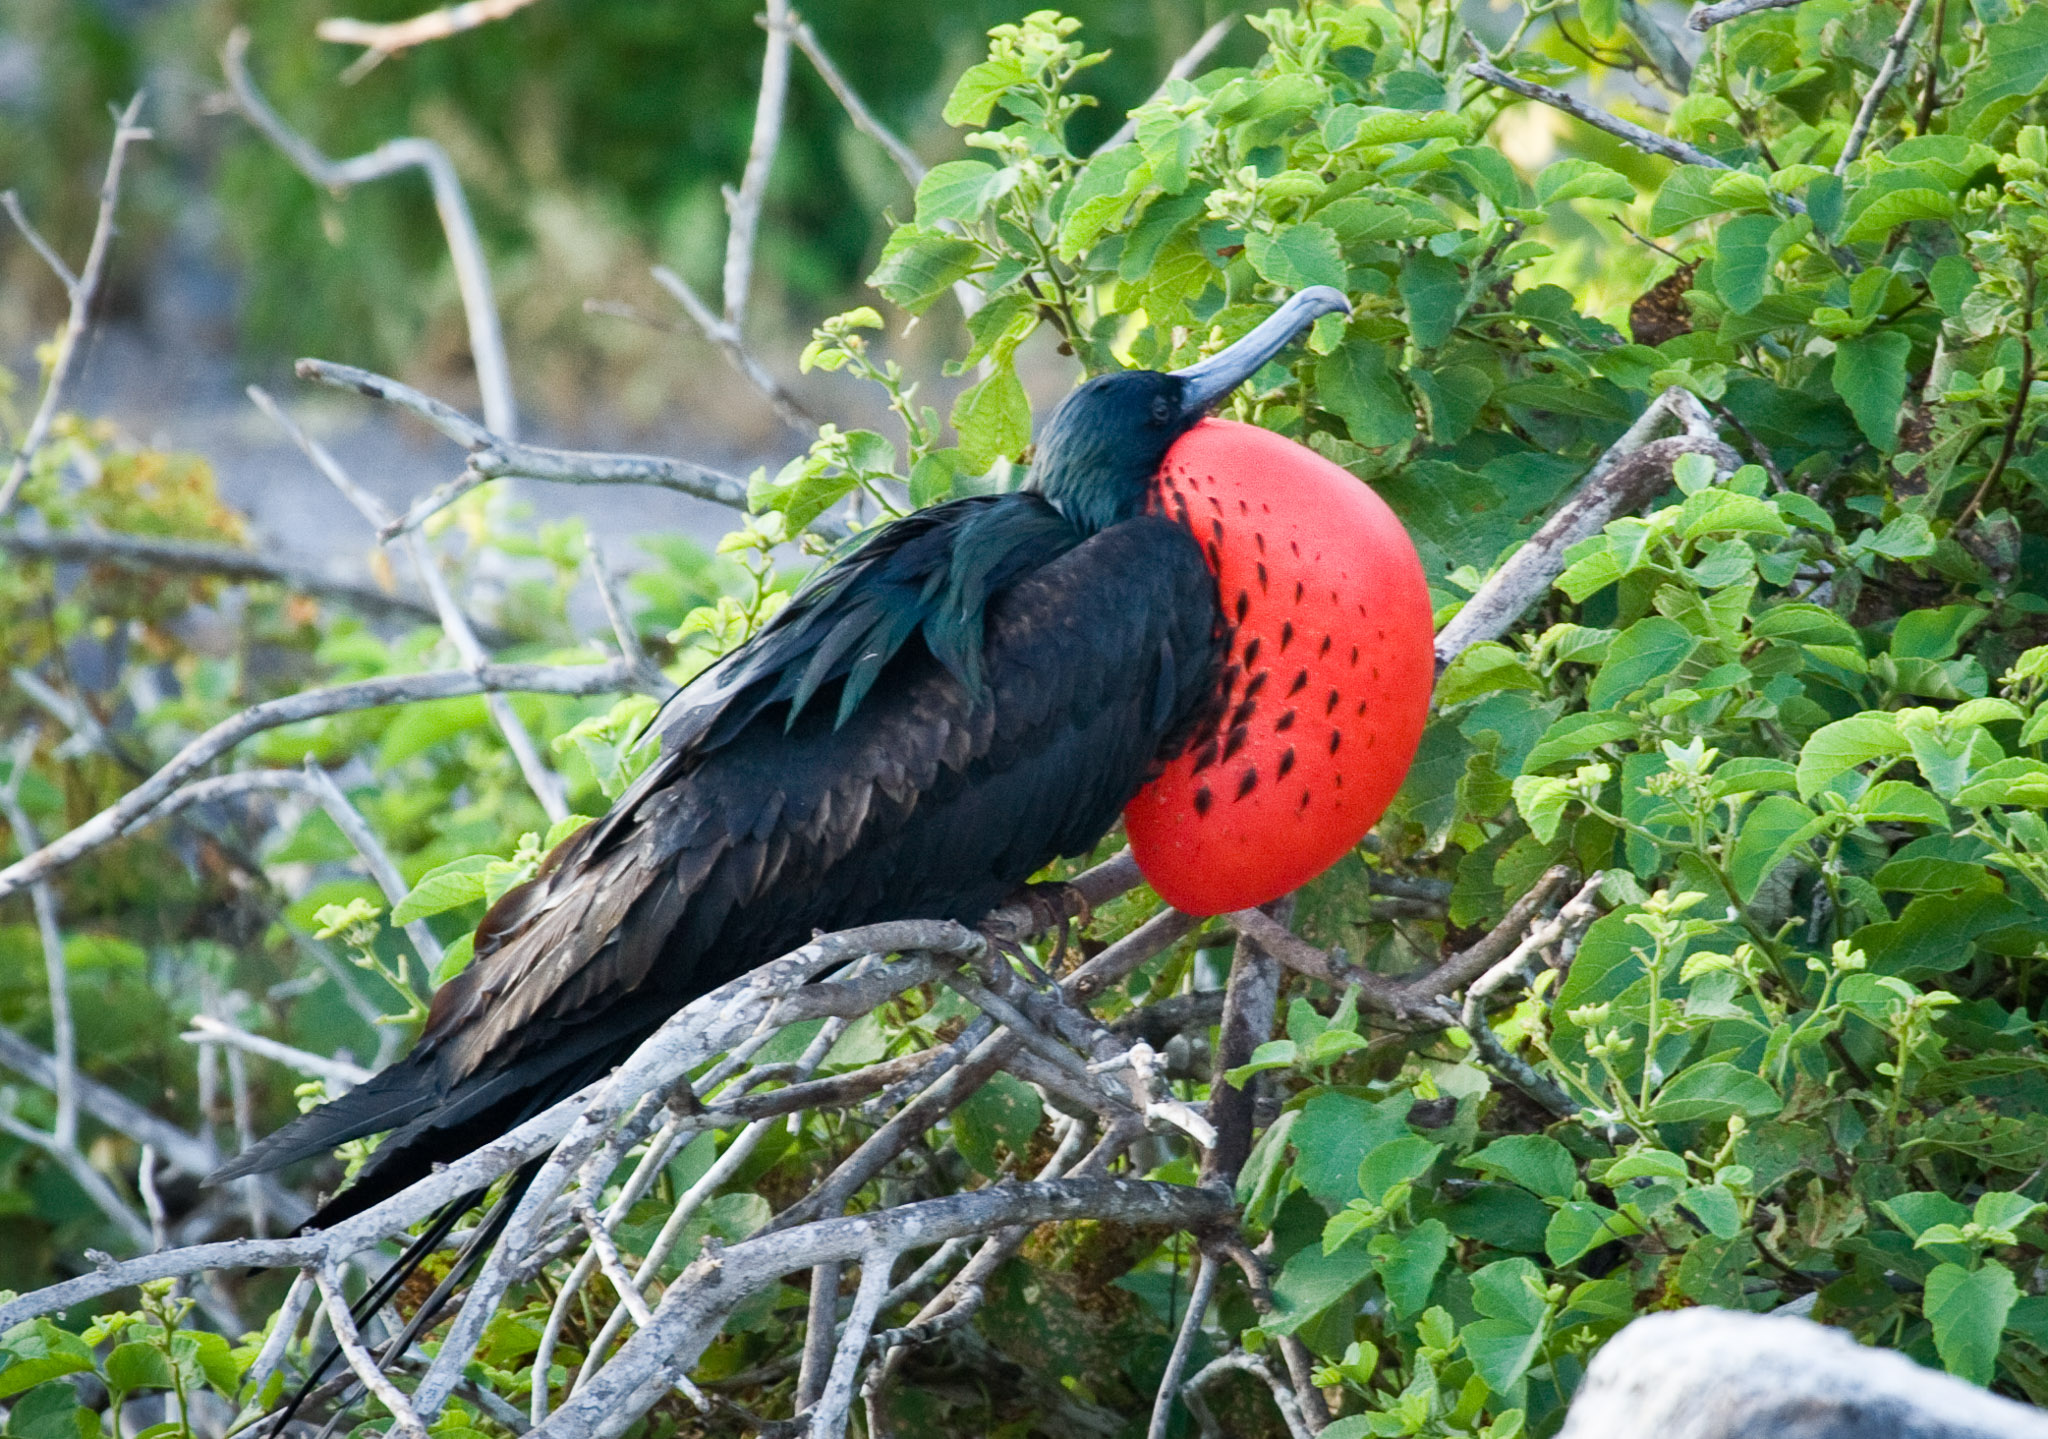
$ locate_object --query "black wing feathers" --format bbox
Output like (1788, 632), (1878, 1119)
(212, 499), (1219, 1228)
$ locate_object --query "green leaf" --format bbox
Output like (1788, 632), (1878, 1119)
(909, 450), (958, 508)
(1536, 158), (1633, 205)
(1293, 1092), (1415, 1209)
(1711, 214), (1779, 316)
(3, 1383), (83, 1439)
(1314, 342), (1415, 448)
(950, 361), (1032, 474)
(1648, 165), (1725, 235)
(1726, 794), (1823, 903)
(1510, 774), (1572, 844)
(1710, 757), (1799, 797)
(1953, 4), (2048, 136)
(1328, 106), (1468, 149)
(1893, 604), (1987, 660)
(1857, 889), (2029, 979)
(914, 160), (1012, 226)
(1588, 616), (1696, 710)
(1371, 1219), (1451, 1318)
(391, 855), (494, 925)
(1831, 330), (1913, 451)
(1955, 758), (2048, 808)
(1680, 1184), (1743, 1239)
(943, 56), (1029, 126)
(1460, 1135), (1578, 1200)
(1056, 147), (1150, 259)
(1268, 1239), (1376, 1334)
(1399, 253), (1464, 350)
(431, 931), (475, 988)
(868, 226), (980, 315)
(1545, 1200), (1639, 1265)
(1225, 1039), (1298, 1086)
(1236, 1109), (1300, 1223)
(1647, 1063), (1782, 1123)
(951, 1071), (1042, 1177)
(1797, 713), (1903, 799)
(1464, 1258), (1550, 1392)
(1924, 1260), (2019, 1385)
(103, 1343), (175, 1396)
(0, 1356), (92, 1402)
(1525, 711), (1639, 773)
(1975, 1191), (2043, 1234)
(1316, 197), (1451, 246)
(1136, 106), (1207, 194)
(1244, 222), (1347, 293)
(1841, 186), (1955, 245)
(183, 1331), (241, 1397)
(1855, 781), (1949, 825)
(378, 694), (489, 766)
(1359, 1136), (1442, 1204)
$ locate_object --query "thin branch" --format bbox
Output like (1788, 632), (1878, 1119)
(1433, 386), (1737, 672)
(1147, 1252), (1220, 1439)
(0, 753), (76, 1149)
(1690, 0), (1812, 29)
(806, 1252), (895, 1439)
(181, 1015), (372, 1088)
(138, 1145), (167, 1251)
(315, 1268), (432, 1439)
(1916, 0), (1949, 133)
(528, 1179), (1230, 1439)
(317, 0), (547, 83)
(1202, 900), (1287, 1190)
(1097, 16), (1237, 152)
(1466, 62), (1729, 170)
(250, 383), (569, 820)
(788, 13), (925, 184)
(649, 265), (817, 429)
(725, 0), (793, 328)
(572, 1198), (657, 1328)
(290, 358), (800, 541)
(0, 527), (454, 630)
(1442, 874), (1628, 1138)
(0, 1103), (153, 1249)
(300, 759), (448, 971)
(0, 191), (77, 289)
(1618, 0), (1692, 92)
(0, 94), (151, 518)
(584, 536), (669, 694)
(0, 659), (636, 904)
(1183, 1352), (1316, 1439)
(222, 28), (515, 437)
(1835, 0), (1930, 176)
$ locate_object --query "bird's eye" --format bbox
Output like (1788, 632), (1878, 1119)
(1151, 396), (1173, 424)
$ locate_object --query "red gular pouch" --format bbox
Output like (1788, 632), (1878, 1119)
(1125, 418), (1434, 916)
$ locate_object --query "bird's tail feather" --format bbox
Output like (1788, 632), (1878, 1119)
(209, 1059), (440, 1187)
(266, 1160), (541, 1437)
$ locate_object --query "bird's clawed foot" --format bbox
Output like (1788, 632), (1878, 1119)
(981, 881), (1092, 973)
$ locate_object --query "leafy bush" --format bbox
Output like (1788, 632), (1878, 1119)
(7, 0), (2048, 1436)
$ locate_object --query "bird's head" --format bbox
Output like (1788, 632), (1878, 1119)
(1027, 286), (1352, 534)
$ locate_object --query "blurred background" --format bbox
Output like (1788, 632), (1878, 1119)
(0, 0), (1262, 568)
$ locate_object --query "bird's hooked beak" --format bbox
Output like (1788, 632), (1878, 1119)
(1171, 285), (1353, 416)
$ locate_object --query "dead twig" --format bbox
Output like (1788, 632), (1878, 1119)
(0, 660), (636, 905)
(223, 29), (515, 437)
(317, 0), (548, 83)
(1690, 0), (1811, 29)
(1835, 0), (1930, 176)
(0, 94), (151, 518)
(1433, 386), (1738, 672)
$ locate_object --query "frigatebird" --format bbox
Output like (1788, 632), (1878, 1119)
(213, 282), (1432, 1246)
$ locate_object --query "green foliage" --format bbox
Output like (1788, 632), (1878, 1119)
(14, 0), (2048, 1433)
